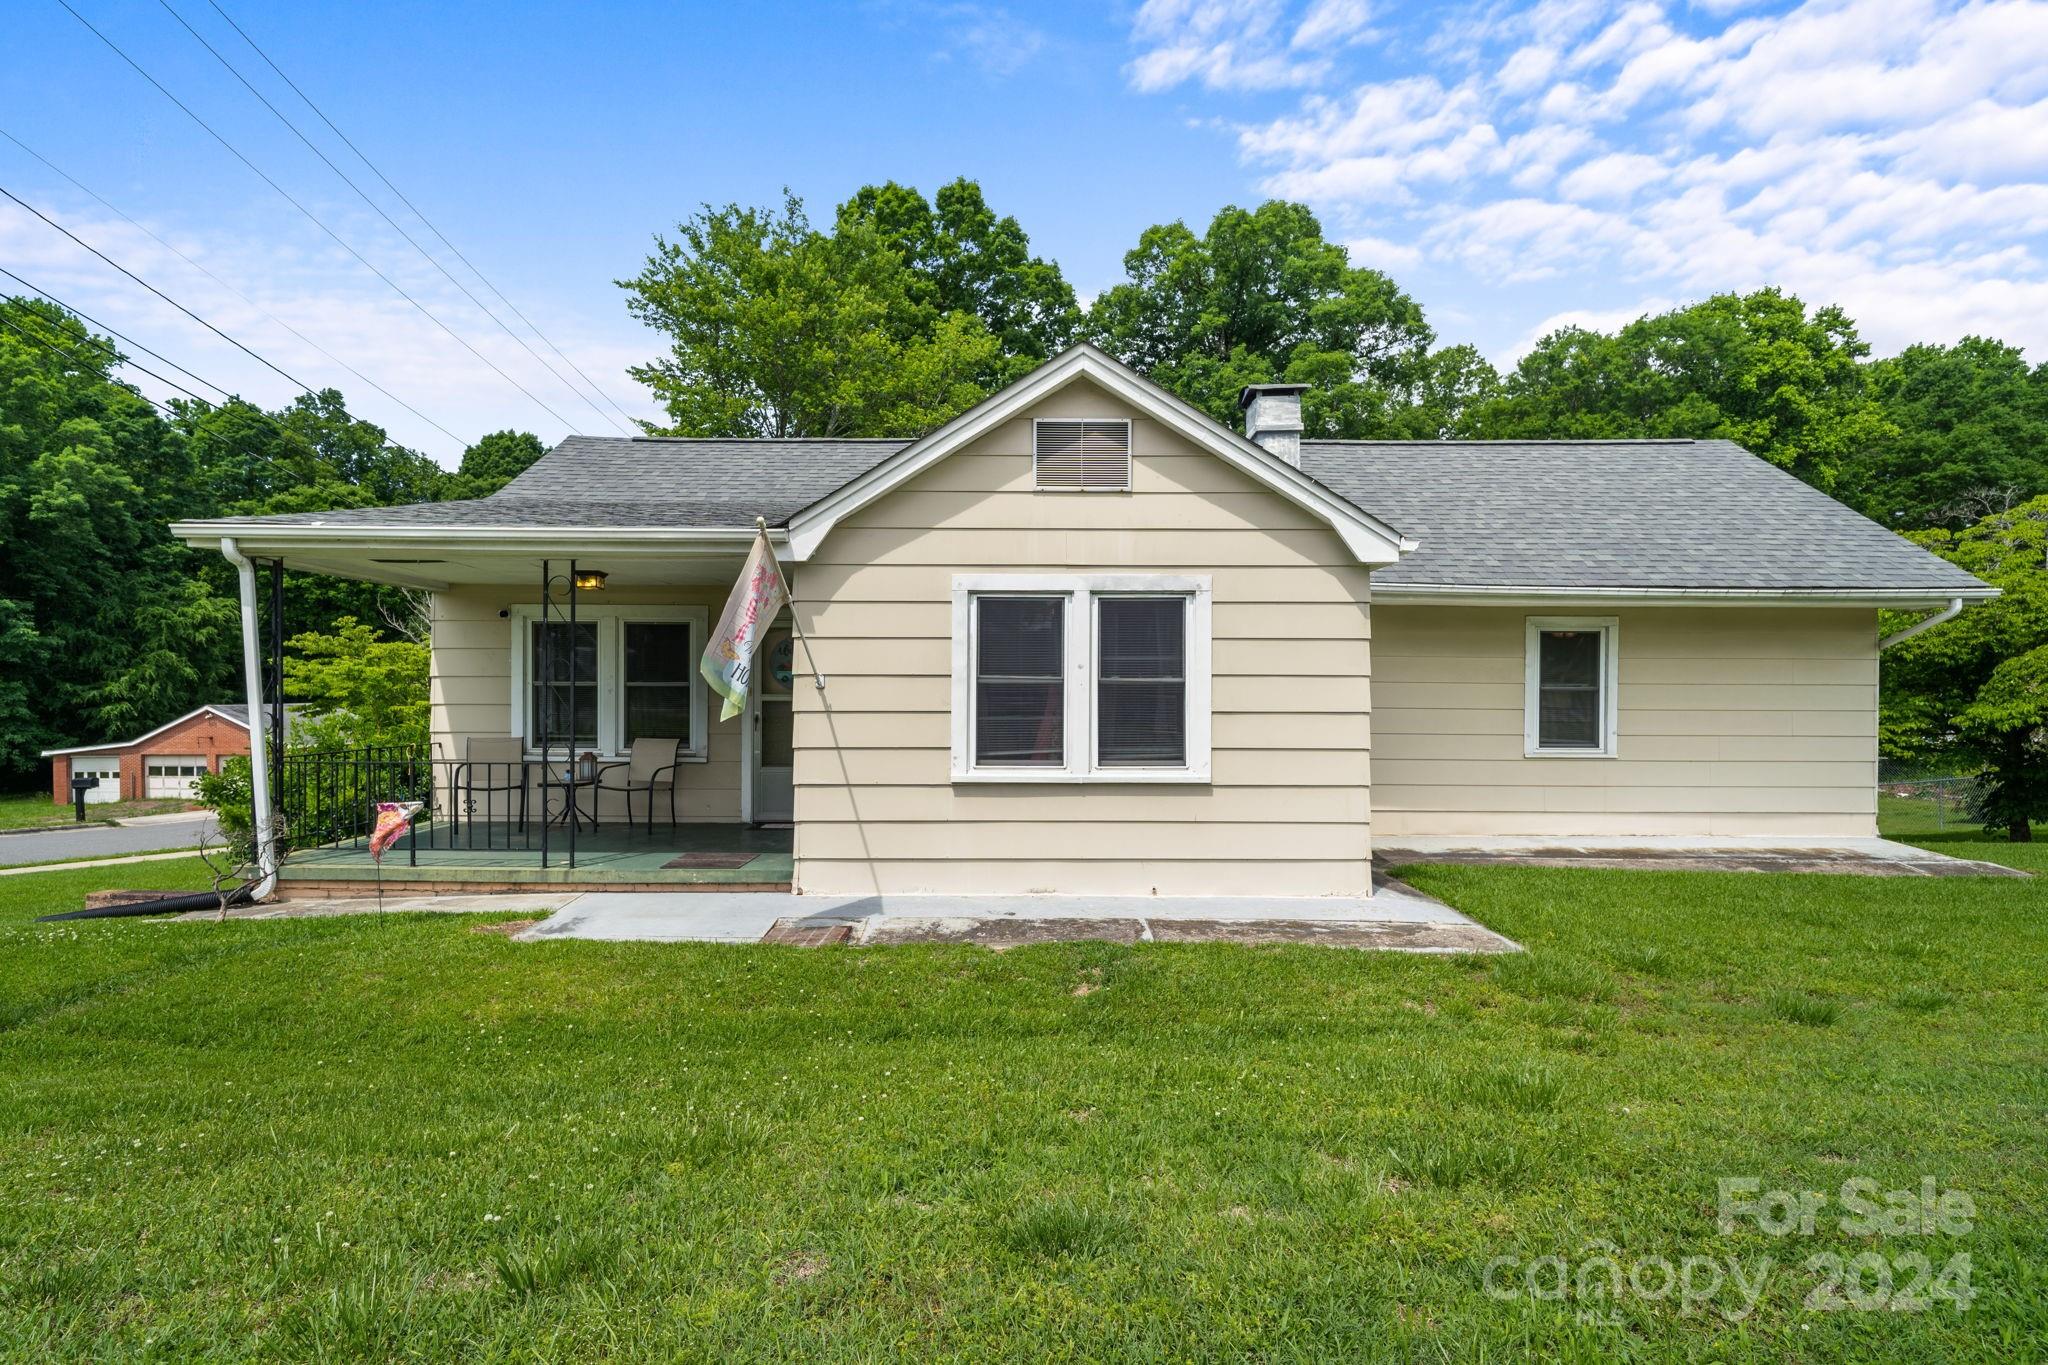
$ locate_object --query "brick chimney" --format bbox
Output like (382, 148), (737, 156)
(1237, 383), (1307, 466)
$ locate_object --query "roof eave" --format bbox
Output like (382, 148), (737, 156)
(1368, 583), (2000, 608)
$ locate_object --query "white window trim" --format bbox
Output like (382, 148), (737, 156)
(506, 604), (710, 762)
(1524, 615), (1620, 759)
(1031, 417), (1132, 493)
(950, 573), (1211, 784)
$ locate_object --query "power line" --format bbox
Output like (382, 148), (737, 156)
(1, 307), (201, 416)
(2, 263), (234, 402)
(2, 181), (330, 396)
(155, 0), (630, 437)
(52, 0), (584, 435)
(202, 0), (646, 434)
(1, 282), (447, 479)
(0, 124), (469, 447)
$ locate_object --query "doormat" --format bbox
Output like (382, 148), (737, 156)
(662, 852), (760, 869)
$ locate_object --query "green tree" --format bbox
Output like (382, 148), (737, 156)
(448, 429), (547, 498)
(283, 616), (430, 750)
(1882, 497), (2048, 838)
(1087, 201), (1434, 436)
(1836, 338), (2048, 529)
(836, 178), (1080, 385)
(1471, 289), (1892, 490)
(621, 193), (999, 437)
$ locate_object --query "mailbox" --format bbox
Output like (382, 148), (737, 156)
(70, 772), (100, 822)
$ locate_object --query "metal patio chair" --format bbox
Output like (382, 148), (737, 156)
(596, 737), (685, 833)
(450, 735), (530, 835)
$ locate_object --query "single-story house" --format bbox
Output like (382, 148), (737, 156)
(41, 704), (273, 805)
(171, 343), (1993, 897)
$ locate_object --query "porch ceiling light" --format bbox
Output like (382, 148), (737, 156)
(573, 568), (609, 592)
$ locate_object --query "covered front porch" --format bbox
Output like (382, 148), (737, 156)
(278, 820), (794, 895)
(169, 514), (803, 897)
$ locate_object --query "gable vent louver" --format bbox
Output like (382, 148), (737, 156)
(1034, 419), (1131, 491)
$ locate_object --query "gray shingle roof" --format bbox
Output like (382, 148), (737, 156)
(198, 433), (1985, 596)
(1299, 438), (1987, 594)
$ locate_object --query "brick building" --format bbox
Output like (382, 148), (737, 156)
(42, 705), (271, 805)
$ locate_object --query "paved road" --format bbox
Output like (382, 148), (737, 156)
(0, 814), (218, 866)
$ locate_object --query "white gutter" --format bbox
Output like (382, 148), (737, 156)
(1372, 584), (2000, 608)
(219, 537), (277, 901)
(1879, 596), (1967, 650)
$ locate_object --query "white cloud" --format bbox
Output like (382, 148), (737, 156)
(0, 192), (656, 463)
(1132, 0), (2048, 359)
(1346, 234), (1424, 270)
(1127, 0), (1335, 90)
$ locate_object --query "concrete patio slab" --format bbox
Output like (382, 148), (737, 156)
(1375, 834), (2026, 879)
(507, 874), (1515, 952)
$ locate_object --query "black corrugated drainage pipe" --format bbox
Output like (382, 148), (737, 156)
(36, 884), (256, 923)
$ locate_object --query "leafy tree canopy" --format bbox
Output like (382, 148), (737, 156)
(1881, 498), (2048, 835)
(283, 616), (431, 750)
(836, 178), (1080, 386)
(1088, 201), (1436, 437)
(1468, 288), (1892, 490)
(620, 193), (999, 438)
(1835, 337), (2048, 530)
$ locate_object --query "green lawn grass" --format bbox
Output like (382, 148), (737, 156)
(0, 790), (195, 831)
(1, 857), (2042, 1359)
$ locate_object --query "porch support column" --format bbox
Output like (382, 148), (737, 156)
(220, 537), (278, 899)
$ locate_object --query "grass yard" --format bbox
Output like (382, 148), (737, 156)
(0, 791), (195, 832)
(1, 854), (2043, 1360)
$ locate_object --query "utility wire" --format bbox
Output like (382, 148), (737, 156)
(0, 124), (468, 447)
(2, 307), (203, 415)
(156, 0), (629, 436)
(2, 263), (234, 402)
(202, 0), (646, 433)
(53, 0), (583, 434)
(2, 280), (456, 479)
(2, 181), (331, 396)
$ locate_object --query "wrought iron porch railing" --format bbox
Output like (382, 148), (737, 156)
(274, 744), (606, 867)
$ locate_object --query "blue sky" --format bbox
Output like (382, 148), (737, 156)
(4, 0), (2045, 462)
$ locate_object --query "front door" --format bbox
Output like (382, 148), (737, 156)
(748, 625), (795, 823)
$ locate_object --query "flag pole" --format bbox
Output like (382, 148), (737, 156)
(756, 517), (824, 690)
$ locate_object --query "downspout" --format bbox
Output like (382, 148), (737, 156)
(1879, 597), (1966, 651)
(219, 537), (278, 900)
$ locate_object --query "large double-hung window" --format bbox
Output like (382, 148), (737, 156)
(509, 606), (710, 758)
(952, 575), (1211, 782)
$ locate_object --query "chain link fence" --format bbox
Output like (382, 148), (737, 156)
(1877, 764), (1983, 833)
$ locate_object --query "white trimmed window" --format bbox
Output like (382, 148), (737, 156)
(951, 575), (1211, 782)
(1033, 419), (1131, 491)
(507, 605), (710, 759)
(1524, 616), (1619, 758)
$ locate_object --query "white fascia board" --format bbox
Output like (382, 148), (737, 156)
(781, 343), (1413, 566)
(1369, 583), (2001, 608)
(40, 704), (249, 758)
(169, 521), (782, 552)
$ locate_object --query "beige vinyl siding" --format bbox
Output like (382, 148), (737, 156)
(428, 585), (745, 822)
(792, 376), (1374, 895)
(1371, 605), (1879, 836)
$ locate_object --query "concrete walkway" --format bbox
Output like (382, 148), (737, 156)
(510, 875), (1517, 953)
(183, 876), (1517, 952)
(1375, 834), (2027, 878)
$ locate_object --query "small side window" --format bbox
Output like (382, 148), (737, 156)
(1525, 617), (1618, 757)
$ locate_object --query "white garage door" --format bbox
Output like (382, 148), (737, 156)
(144, 756), (207, 799)
(72, 758), (121, 804)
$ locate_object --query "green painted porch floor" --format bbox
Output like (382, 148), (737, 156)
(279, 822), (793, 886)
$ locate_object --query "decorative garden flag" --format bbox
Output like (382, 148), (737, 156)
(369, 801), (424, 862)
(702, 528), (790, 721)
